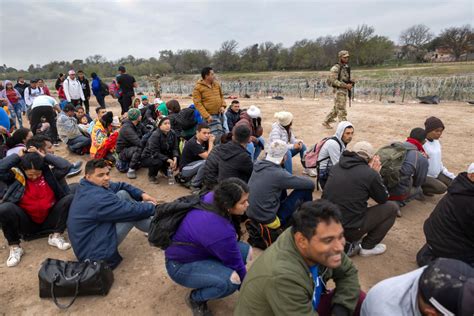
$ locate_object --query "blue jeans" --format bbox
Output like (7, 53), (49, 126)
(284, 143), (307, 174)
(67, 135), (91, 154)
(166, 241), (250, 302)
(115, 190), (152, 245)
(10, 103), (23, 128)
(246, 136), (265, 161)
(277, 189), (313, 226)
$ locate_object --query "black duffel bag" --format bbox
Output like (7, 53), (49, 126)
(38, 258), (114, 309)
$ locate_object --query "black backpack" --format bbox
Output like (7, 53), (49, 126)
(175, 108), (197, 131)
(100, 81), (109, 96)
(148, 194), (202, 249)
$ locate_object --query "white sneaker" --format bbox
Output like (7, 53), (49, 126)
(48, 235), (71, 250)
(303, 168), (318, 177)
(359, 244), (387, 257)
(7, 246), (24, 267)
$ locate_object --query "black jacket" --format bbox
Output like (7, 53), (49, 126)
(168, 113), (183, 137)
(202, 141), (253, 189)
(78, 77), (91, 98)
(144, 104), (158, 125)
(423, 172), (474, 264)
(141, 129), (179, 161)
(116, 119), (148, 153)
(322, 151), (389, 229)
(14, 82), (29, 99)
(226, 109), (241, 132)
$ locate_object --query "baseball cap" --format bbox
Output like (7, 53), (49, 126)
(419, 258), (474, 316)
(352, 141), (375, 160)
(265, 140), (288, 165)
(338, 50), (350, 58)
(141, 95), (148, 100)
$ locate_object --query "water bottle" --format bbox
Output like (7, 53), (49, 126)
(167, 167), (175, 185)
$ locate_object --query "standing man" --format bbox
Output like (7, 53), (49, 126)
(77, 70), (91, 114)
(192, 67), (226, 142)
(322, 50), (354, 129)
(24, 79), (44, 112)
(116, 66), (137, 115)
(63, 70), (85, 107)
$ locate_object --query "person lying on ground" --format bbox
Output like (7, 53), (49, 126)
(165, 178), (251, 316)
(421, 116), (455, 196)
(56, 103), (91, 155)
(234, 105), (264, 161)
(141, 117), (179, 184)
(362, 258), (474, 316)
(322, 141), (398, 257)
(388, 127), (429, 207)
(317, 121), (354, 189)
(246, 140), (314, 248)
(269, 111), (311, 175)
(115, 108), (149, 179)
(5, 127), (32, 156)
(235, 199), (364, 316)
(202, 125), (254, 190)
(0, 150), (74, 267)
(177, 122), (215, 191)
(417, 163), (474, 267)
(67, 159), (157, 269)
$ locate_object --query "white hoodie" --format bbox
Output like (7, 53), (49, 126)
(423, 139), (455, 179)
(318, 121), (353, 170)
(63, 77), (85, 102)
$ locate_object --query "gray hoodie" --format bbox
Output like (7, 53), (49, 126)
(318, 121), (353, 170)
(362, 266), (426, 316)
(247, 160), (315, 224)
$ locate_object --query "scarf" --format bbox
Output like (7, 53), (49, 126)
(406, 138), (426, 154)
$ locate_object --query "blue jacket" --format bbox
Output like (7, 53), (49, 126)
(91, 77), (101, 96)
(67, 178), (155, 269)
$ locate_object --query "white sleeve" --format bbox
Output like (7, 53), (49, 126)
(327, 141), (342, 165)
(441, 166), (455, 179)
(63, 79), (71, 102)
(24, 88), (31, 105)
(80, 85), (85, 101)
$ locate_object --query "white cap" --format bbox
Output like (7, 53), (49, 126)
(274, 111), (293, 127)
(468, 163), (474, 174)
(265, 140), (288, 165)
(247, 105), (261, 119)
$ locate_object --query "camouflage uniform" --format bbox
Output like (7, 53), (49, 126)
(148, 74), (162, 98)
(324, 51), (351, 124)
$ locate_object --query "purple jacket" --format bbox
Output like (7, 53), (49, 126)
(165, 192), (246, 281)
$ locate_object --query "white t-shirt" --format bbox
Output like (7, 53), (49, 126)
(423, 139), (455, 179)
(31, 95), (58, 109)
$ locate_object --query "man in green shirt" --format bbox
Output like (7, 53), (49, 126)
(235, 199), (364, 316)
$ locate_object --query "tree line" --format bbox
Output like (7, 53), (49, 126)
(0, 24), (472, 80)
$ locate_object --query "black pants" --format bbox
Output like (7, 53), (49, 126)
(118, 146), (142, 170)
(142, 156), (170, 177)
(79, 98), (90, 114)
(0, 194), (74, 245)
(118, 94), (133, 115)
(95, 94), (106, 108)
(71, 99), (81, 107)
(30, 105), (59, 142)
(343, 202), (398, 249)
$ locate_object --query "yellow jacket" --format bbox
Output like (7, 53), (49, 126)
(192, 79), (226, 119)
(90, 120), (108, 157)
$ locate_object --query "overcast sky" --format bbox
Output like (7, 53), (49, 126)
(1, 0), (472, 70)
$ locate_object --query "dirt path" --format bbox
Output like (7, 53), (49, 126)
(1, 96), (473, 315)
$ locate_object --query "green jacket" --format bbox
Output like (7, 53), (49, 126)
(234, 228), (360, 316)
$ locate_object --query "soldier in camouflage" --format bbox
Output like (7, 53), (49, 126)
(322, 50), (354, 129)
(148, 74), (162, 98)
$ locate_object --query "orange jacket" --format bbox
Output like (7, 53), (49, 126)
(192, 79), (226, 119)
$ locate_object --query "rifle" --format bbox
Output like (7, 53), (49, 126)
(337, 64), (355, 107)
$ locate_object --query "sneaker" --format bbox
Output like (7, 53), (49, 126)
(48, 235), (71, 250)
(66, 161), (83, 178)
(148, 176), (159, 184)
(190, 186), (201, 195)
(359, 244), (387, 257)
(127, 169), (137, 179)
(303, 168), (318, 177)
(345, 242), (361, 257)
(6, 246), (24, 267)
(185, 293), (213, 316)
(322, 122), (332, 129)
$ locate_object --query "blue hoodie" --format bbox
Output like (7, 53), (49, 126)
(68, 178), (155, 269)
(91, 77), (101, 96)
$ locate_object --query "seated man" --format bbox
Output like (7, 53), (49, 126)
(115, 108), (149, 179)
(417, 163), (474, 267)
(387, 128), (429, 206)
(178, 122), (215, 190)
(56, 103), (91, 155)
(322, 141), (399, 257)
(317, 121), (354, 188)
(0, 150), (74, 267)
(87, 106), (107, 135)
(234, 105), (265, 161)
(202, 125), (254, 190)
(225, 100), (241, 132)
(67, 159), (157, 269)
(246, 140), (314, 248)
(422, 116), (455, 196)
(362, 258), (474, 316)
(236, 199), (364, 316)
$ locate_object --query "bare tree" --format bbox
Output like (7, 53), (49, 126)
(399, 24), (433, 61)
(439, 25), (473, 60)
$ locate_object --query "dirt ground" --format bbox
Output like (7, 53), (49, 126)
(1, 95), (473, 315)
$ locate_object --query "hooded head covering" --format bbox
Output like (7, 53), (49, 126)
(132, 97), (141, 108)
(334, 121), (353, 142)
(265, 140), (288, 165)
(274, 111), (293, 127)
(3, 80), (13, 89)
(247, 105), (261, 119)
(127, 108), (141, 121)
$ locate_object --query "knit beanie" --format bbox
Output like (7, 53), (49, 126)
(127, 108), (141, 121)
(274, 111), (293, 127)
(424, 116), (445, 134)
(247, 105), (261, 119)
(266, 140), (288, 165)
